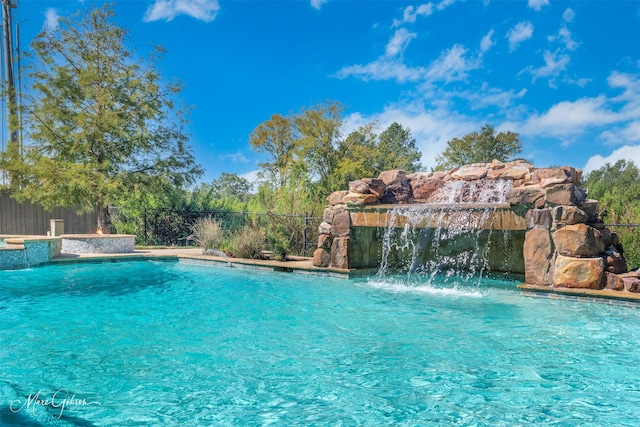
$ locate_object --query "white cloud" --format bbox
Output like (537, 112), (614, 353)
(334, 58), (425, 83)
(562, 8), (575, 22)
(523, 49), (570, 84)
(528, 0), (550, 12)
(453, 83), (527, 110)
(557, 27), (580, 51)
(392, 0), (454, 26)
(386, 28), (417, 57)
(583, 145), (640, 174)
(143, 0), (219, 23)
(424, 44), (478, 83)
(480, 29), (495, 53)
(394, 3), (434, 26)
(345, 104), (477, 170)
(310, 0), (328, 11)
(436, 0), (456, 11)
(521, 96), (621, 137)
(44, 8), (60, 30)
(239, 169), (261, 187)
(506, 21), (534, 52)
(219, 151), (249, 163)
(600, 122), (640, 145)
(548, 26), (580, 51)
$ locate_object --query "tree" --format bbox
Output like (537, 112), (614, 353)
(248, 114), (296, 188)
(334, 121), (423, 186)
(434, 123), (521, 170)
(0, 4), (202, 232)
(374, 122), (422, 173)
(211, 172), (252, 201)
(583, 159), (640, 223)
(294, 101), (344, 194)
(583, 159), (640, 269)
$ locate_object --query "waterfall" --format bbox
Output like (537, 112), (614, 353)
(376, 179), (515, 282)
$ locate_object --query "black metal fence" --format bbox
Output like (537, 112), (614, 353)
(109, 207), (322, 256)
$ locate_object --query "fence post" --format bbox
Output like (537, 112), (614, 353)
(143, 208), (148, 245)
(303, 213), (308, 256)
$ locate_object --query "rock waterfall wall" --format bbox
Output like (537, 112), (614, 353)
(312, 160), (640, 293)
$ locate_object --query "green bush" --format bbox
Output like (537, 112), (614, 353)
(224, 226), (266, 259)
(188, 217), (224, 250)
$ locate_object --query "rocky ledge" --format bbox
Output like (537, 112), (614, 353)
(314, 160), (640, 296)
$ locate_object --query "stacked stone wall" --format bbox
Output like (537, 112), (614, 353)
(312, 160), (640, 293)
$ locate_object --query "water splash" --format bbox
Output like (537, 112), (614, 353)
(377, 180), (515, 284)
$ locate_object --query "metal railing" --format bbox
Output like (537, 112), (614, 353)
(109, 207), (322, 257)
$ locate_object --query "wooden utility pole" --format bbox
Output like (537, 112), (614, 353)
(1, 0), (17, 186)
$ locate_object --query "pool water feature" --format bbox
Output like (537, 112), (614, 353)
(1, 260), (639, 426)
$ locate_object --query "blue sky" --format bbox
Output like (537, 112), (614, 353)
(12, 0), (640, 184)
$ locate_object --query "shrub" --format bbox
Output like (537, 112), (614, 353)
(188, 217), (224, 250)
(225, 226), (266, 259)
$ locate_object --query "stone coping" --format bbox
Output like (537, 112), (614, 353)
(47, 249), (367, 279)
(1, 235), (61, 244)
(0, 244), (25, 251)
(61, 234), (136, 238)
(518, 283), (640, 305)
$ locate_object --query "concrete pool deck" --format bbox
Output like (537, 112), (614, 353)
(49, 247), (376, 279)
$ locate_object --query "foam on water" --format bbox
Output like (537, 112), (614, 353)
(364, 277), (484, 298)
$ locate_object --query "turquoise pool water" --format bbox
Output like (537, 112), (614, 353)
(1, 260), (639, 426)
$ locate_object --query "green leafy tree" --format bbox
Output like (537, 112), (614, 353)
(294, 101), (345, 194)
(335, 121), (422, 186)
(434, 123), (521, 170)
(210, 172), (253, 202)
(0, 4), (202, 231)
(248, 113), (296, 188)
(374, 122), (422, 173)
(583, 160), (640, 268)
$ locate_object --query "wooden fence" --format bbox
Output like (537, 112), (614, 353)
(0, 191), (98, 235)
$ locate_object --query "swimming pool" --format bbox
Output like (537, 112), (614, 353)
(1, 260), (639, 426)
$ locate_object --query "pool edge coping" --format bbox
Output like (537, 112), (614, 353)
(44, 251), (372, 279)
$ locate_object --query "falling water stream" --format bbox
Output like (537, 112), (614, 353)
(376, 179), (515, 283)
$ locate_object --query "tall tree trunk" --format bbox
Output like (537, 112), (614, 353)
(96, 195), (110, 234)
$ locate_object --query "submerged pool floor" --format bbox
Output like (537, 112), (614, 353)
(1, 260), (639, 426)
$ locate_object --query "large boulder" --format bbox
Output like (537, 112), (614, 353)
(451, 165), (488, 181)
(534, 167), (578, 188)
(554, 255), (604, 289)
(506, 185), (545, 211)
(317, 233), (333, 249)
(361, 178), (386, 198)
(312, 248), (331, 267)
(342, 192), (379, 205)
(500, 165), (531, 180)
(380, 179), (414, 204)
(579, 200), (600, 223)
(545, 184), (586, 206)
(523, 228), (555, 286)
(552, 224), (605, 257)
(318, 221), (331, 235)
(331, 212), (351, 237)
(551, 205), (588, 228)
(330, 237), (350, 269)
(410, 176), (444, 202)
(348, 179), (370, 194)
(378, 170), (407, 185)
(604, 272), (625, 291)
(322, 207), (334, 224)
(327, 190), (348, 206)
(526, 208), (551, 229)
